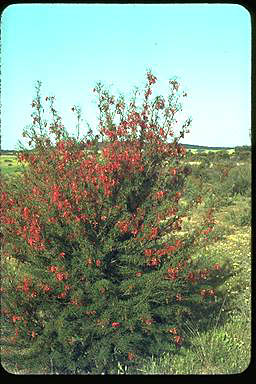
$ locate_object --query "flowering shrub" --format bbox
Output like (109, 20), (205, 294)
(1, 72), (225, 374)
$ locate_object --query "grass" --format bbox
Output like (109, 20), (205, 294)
(135, 203), (251, 375)
(0, 155), (23, 177)
(138, 311), (250, 375)
(1, 152), (251, 375)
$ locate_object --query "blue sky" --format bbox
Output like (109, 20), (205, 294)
(1, 3), (251, 150)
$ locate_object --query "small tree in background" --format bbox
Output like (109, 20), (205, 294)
(1, 72), (226, 374)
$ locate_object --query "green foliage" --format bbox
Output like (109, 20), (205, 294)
(220, 163), (251, 198)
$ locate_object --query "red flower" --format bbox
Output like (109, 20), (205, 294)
(96, 259), (101, 267)
(128, 352), (136, 361)
(117, 220), (129, 233)
(85, 310), (96, 316)
(70, 299), (79, 306)
(187, 272), (196, 283)
(23, 207), (30, 220)
(48, 265), (58, 273)
(48, 217), (57, 224)
(144, 249), (153, 257)
(112, 322), (121, 328)
(167, 245), (176, 253)
(208, 289), (216, 297)
(55, 272), (67, 281)
(145, 88), (152, 98)
(9, 198), (15, 206)
(57, 201), (62, 210)
(12, 315), (22, 323)
(150, 227), (158, 239)
(1, 191), (7, 202)
(62, 210), (69, 218)
(57, 291), (66, 299)
(201, 228), (210, 235)
(131, 228), (138, 236)
(52, 191), (59, 203)
(64, 284), (71, 291)
(170, 168), (177, 176)
(175, 239), (182, 248)
(156, 249), (167, 257)
(175, 191), (181, 201)
(28, 238), (35, 246)
(155, 191), (165, 199)
(31, 330), (36, 338)
(196, 196), (202, 204)
(147, 72), (157, 85)
(166, 267), (178, 280)
(22, 277), (31, 293)
(41, 284), (52, 293)
(174, 335), (182, 345)
(86, 258), (93, 266)
(199, 269), (209, 280)
(149, 257), (160, 267)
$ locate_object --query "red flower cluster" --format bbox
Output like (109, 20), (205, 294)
(200, 288), (216, 299)
(166, 267), (179, 281)
(201, 227), (213, 235)
(144, 240), (182, 267)
(12, 315), (22, 323)
(112, 322), (121, 328)
(55, 272), (67, 281)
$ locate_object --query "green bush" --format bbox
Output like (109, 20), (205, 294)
(237, 151), (251, 162)
(214, 151), (230, 161)
(188, 164), (211, 183)
(186, 158), (251, 210)
(222, 163), (251, 197)
(1, 73), (227, 374)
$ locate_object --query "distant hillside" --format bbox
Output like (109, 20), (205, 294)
(1, 149), (18, 155)
(182, 144), (234, 150)
(2, 143), (250, 155)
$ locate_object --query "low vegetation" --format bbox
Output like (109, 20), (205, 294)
(1, 147), (251, 375)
